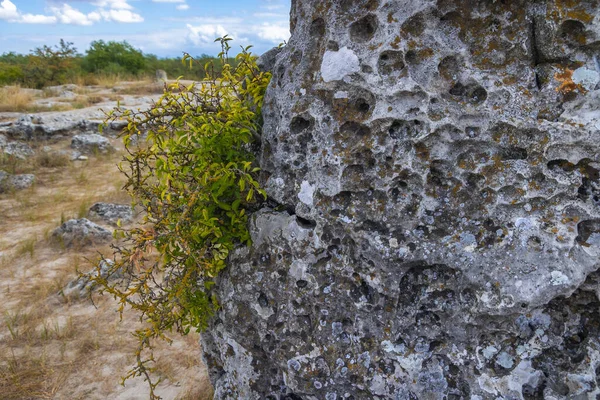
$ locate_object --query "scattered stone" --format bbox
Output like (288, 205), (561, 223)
(8, 174), (34, 190)
(0, 171), (34, 192)
(71, 134), (114, 154)
(62, 259), (120, 298)
(156, 69), (168, 82)
(0, 134), (6, 147)
(2, 142), (34, 159)
(88, 202), (133, 226)
(51, 218), (112, 248)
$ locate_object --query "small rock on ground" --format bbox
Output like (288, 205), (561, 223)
(0, 171), (35, 192)
(52, 218), (112, 248)
(62, 259), (120, 298)
(2, 142), (34, 159)
(88, 202), (133, 226)
(71, 133), (114, 154)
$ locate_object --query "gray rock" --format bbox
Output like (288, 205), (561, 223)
(0, 134), (6, 147)
(0, 170), (7, 186)
(1, 114), (117, 141)
(88, 202), (133, 226)
(52, 218), (112, 248)
(71, 134), (114, 154)
(2, 142), (34, 159)
(8, 174), (34, 190)
(62, 259), (119, 298)
(156, 69), (168, 82)
(201, 1), (600, 399)
(256, 47), (283, 73)
(0, 172), (34, 192)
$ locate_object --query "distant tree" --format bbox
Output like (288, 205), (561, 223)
(84, 40), (146, 75)
(24, 39), (78, 88)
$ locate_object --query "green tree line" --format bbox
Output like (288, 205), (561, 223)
(0, 39), (224, 89)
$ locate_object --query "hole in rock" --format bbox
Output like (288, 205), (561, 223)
(258, 292), (269, 307)
(296, 215), (317, 229)
(378, 50), (405, 75)
(354, 98), (371, 113)
(576, 219), (600, 244)
(349, 14), (378, 43)
(499, 147), (528, 160)
(290, 115), (312, 134)
(296, 280), (308, 289)
(469, 86), (488, 105)
(547, 159), (575, 172)
(438, 55), (461, 81)
(310, 18), (326, 37)
(559, 20), (586, 45)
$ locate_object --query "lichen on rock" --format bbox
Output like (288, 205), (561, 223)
(202, 1), (600, 398)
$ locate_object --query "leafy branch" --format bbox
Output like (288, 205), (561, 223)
(90, 36), (270, 399)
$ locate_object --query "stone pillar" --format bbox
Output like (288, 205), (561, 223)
(202, 1), (600, 398)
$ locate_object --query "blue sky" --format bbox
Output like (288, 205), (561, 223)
(0, 0), (290, 57)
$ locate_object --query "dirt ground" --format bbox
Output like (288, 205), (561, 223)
(0, 83), (213, 399)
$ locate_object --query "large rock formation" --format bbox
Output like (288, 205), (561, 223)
(202, 1), (600, 398)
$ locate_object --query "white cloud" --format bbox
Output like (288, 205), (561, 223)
(92, 0), (132, 10)
(51, 4), (97, 25)
(0, 0), (19, 21)
(255, 22), (289, 43)
(20, 13), (57, 24)
(1, 0), (143, 25)
(100, 9), (143, 23)
(186, 24), (228, 45)
(152, 0), (185, 2)
(176, 4), (189, 10)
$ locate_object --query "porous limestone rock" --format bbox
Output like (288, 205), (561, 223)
(71, 133), (114, 154)
(156, 69), (168, 82)
(0, 171), (34, 192)
(0, 114), (126, 140)
(62, 259), (119, 298)
(202, 1), (600, 399)
(52, 218), (112, 248)
(2, 142), (34, 159)
(88, 202), (133, 226)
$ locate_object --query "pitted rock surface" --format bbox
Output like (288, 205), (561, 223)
(88, 202), (133, 226)
(202, 1), (600, 399)
(51, 218), (112, 248)
(71, 134), (114, 154)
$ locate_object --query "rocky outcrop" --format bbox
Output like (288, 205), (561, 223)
(52, 218), (112, 248)
(2, 142), (34, 159)
(71, 134), (114, 154)
(0, 170), (35, 192)
(0, 114), (127, 140)
(62, 259), (119, 298)
(202, 1), (600, 399)
(88, 202), (133, 226)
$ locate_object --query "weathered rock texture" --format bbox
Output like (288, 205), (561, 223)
(52, 218), (112, 248)
(202, 1), (600, 399)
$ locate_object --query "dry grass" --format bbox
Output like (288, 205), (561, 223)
(71, 95), (105, 109)
(116, 81), (165, 95)
(0, 137), (213, 399)
(0, 86), (35, 112)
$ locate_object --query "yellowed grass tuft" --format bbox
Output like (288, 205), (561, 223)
(0, 86), (35, 112)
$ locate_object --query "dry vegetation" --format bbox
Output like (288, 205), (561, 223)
(0, 80), (164, 114)
(0, 130), (213, 398)
(0, 86), (36, 113)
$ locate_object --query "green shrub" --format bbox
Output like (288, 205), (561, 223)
(84, 40), (146, 76)
(90, 36), (270, 398)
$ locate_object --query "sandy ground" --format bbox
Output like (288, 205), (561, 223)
(0, 83), (213, 399)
